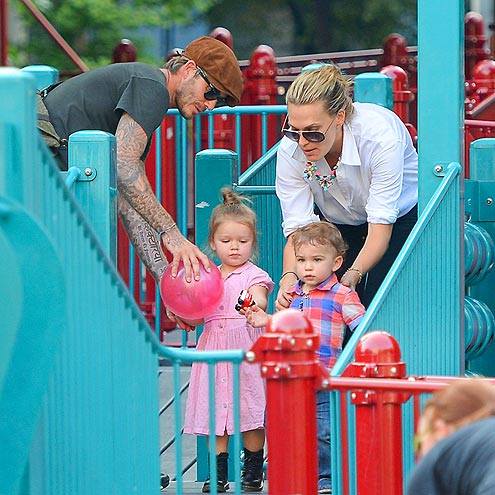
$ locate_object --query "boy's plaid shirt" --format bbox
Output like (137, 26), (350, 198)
(289, 273), (365, 368)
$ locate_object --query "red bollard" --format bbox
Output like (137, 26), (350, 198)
(249, 309), (326, 495)
(342, 331), (408, 495)
(241, 45), (278, 170)
(465, 11), (490, 81)
(112, 38), (137, 63)
(210, 26), (234, 50)
(380, 65), (417, 147)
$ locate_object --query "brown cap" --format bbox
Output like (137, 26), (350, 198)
(184, 36), (243, 106)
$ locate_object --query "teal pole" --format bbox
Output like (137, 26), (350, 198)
(66, 131), (117, 261)
(354, 73), (393, 109)
(21, 65), (59, 91)
(417, 0), (464, 210)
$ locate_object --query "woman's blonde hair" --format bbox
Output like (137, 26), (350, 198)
(424, 379), (495, 431)
(208, 188), (258, 256)
(286, 65), (354, 119)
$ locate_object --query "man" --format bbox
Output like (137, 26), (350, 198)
(39, 36), (243, 283)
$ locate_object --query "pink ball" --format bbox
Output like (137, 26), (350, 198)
(159, 261), (224, 320)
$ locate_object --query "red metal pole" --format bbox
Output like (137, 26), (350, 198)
(249, 309), (325, 495)
(342, 331), (408, 495)
(0, 0), (7, 66)
(18, 0), (88, 72)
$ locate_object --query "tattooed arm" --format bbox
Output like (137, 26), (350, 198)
(115, 112), (210, 281)
(118, 195), (168, 282)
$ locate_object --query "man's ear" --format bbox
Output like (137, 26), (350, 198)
(333, 255), (344, 272)
(336, 109), (346, 126)
(178, 59), (197, 80)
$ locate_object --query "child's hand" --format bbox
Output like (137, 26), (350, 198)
(244, 304), (270, 328)
(165, 307), (197, 332)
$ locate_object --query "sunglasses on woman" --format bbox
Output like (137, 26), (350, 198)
(197, 67), (227, 106)
(281, 115), (335, 143)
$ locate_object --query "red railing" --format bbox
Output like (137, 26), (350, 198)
(252, 312), (495, 495)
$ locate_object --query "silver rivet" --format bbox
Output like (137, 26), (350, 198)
(290, 337), (296, 345)
(321, 379), (329, 388)
(434, 165), (443, 173)
(84, 167), (92, 176)
(390, 366), (397, 374)
(487, 198), (493, 206)
(351, 392), (357, 400)
(261, 366), (268, 374)
(245, 351), (255, 363)
(274, 366), (280, 373)
(306, 339), (313, 347)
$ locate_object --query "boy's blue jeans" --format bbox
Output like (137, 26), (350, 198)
(316, 390), (331, 490)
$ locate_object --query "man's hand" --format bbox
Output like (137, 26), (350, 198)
(161, 227), (210, 282)
(165, 307), (198, 332)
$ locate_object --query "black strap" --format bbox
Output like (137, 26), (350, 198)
(38, 81), (63, 99)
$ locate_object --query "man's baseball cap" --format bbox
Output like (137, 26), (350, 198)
(184, 36), (243, 107)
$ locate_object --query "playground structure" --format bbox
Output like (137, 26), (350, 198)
(2, 1), (495, 494)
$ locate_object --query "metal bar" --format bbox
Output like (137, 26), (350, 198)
(234, 185), (275, 194)
(173, 361), (184, 495)
(208, 363), (217, 493)
(328, 376), (495, 393)
(208, 113), (214, 149)
(166, 105), (287, 117)
(64, 167), (81, 188)
(0, 0), (7, 65)
(232, 363), (241, 495)
(160, 427), (185, 455)
(261, 113), (268, 154)
(159, 381), (189, 416)
(18, 0), (89, 72)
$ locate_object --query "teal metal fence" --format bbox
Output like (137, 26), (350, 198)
(0, 67), (247, 495)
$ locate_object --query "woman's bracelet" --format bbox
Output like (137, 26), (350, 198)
(158, 222), (177, 238)
(280, 271), (298, 282)
(344, 267), (364, 284)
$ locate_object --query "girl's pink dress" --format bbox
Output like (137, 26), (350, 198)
(184, 261), (274, 435)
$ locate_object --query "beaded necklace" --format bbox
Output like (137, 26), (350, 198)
(303, 157), (341, 191)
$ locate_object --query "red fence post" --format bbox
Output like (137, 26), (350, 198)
(112, 38), (137, 63)
(380, 65), (417, 146)
(249, 309), (325, 495)
(465, 11), (490, 81)
(241, 45), (278, 169)
(342, 331), (408, 495)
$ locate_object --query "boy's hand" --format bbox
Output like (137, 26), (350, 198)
(244, 304), (270, 328)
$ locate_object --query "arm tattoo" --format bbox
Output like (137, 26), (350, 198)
(115, 113), (175, 233)
(118, 195), (168, 281)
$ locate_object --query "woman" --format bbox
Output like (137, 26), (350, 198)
(275, 65), (418, 308)
(408, 380), (495, 494)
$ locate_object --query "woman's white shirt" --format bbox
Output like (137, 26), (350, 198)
(276, 102), (418, 237)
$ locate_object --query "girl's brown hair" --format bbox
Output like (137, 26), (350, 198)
(424, 379), (495, 431)
(291, 221), (347, 257)
(208, 187), (258, 255)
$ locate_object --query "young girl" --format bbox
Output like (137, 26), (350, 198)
(182, 188), (274, 493)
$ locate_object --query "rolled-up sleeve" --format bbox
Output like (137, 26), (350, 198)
(366, 140), (405, 224)
(276, 145), (319, 237)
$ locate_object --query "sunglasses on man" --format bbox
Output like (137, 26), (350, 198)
(197, 67), (227, 107)
(281, 115), (336, 143)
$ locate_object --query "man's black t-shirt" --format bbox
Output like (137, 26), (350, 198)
(407, 417), (495, 495)
(44, 62), (170, 160)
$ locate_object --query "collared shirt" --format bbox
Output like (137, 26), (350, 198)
(289, 273), (365, 369)
(276, 102), (418, 237)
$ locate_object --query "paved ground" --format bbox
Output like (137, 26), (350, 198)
(162, 481), (268, 494)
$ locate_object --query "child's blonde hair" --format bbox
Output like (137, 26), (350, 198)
(292, 222), (347, 257)
(286, 64), (354, 120)
(208, 187), (258, 255)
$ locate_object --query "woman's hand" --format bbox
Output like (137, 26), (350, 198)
(340, 269), (362, 291)
(275, 272), (298, 311)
